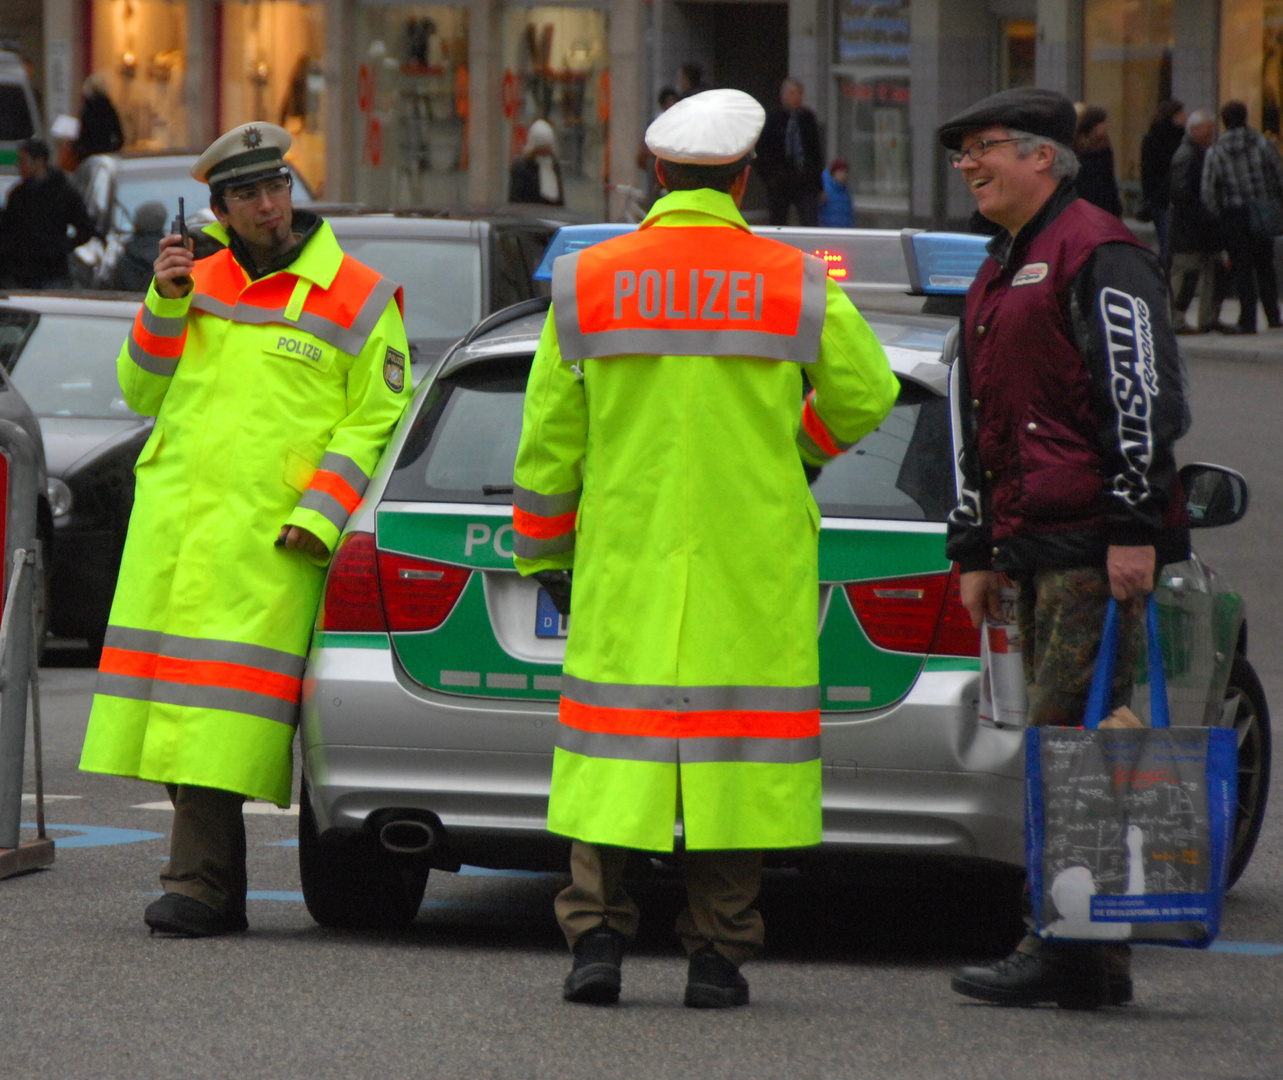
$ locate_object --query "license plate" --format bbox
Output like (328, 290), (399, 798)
(535, 588), (570, 638)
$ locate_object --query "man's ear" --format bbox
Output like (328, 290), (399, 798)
(211, 196), (229, 228)
(1035, 142), (1057, 173)
(655, 160), (667, 189)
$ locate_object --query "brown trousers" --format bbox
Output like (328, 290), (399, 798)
(555, 840), (765, 967)
(160, 784), (248, 918)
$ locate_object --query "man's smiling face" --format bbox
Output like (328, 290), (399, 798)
(956, 125), (1055, 235)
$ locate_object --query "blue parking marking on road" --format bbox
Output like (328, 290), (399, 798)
(1207, 941), (1283, 956)
(456, 865), (561, 878)
(268, 839), (299, 847)
(248, 891), (304, 902)
(22, 823), (165, 849)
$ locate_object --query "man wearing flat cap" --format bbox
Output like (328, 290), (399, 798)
(938, 88), (1187, 1008)
(512, 88), (898, 1008)
(80, 122), (412, 937)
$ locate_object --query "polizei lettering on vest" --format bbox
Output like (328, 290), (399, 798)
(276, 335), (324, 364)
(613, 269), (767, 322)
(1099, 286), (1158, 506)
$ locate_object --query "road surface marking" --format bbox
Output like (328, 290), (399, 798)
(21, 823), (165, 848)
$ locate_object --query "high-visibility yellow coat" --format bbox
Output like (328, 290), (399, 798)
(79, 218), (411, 806)
(513, 189), (899, 851)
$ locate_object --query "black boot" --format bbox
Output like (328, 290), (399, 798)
(144, 893), (248, 937)
(563, 924), (626, 1005)
(684, 945), (750, 1009)
(951, 941), (1111, 1010)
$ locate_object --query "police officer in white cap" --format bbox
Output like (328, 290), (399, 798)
(511, 90), (898, 1007)
(79, 122), (412, 937)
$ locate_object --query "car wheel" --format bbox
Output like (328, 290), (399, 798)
(298, 784), (430, 930)
(1225, 653), (1271, 887)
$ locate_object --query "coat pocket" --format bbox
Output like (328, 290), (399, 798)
(1015, 420), (1104, 521)
(263, 330), (336, 374)
(284, 447), (319, 493)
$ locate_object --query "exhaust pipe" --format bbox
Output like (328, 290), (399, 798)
(378, 818), (438, 855)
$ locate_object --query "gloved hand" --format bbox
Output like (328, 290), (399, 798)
(803, 464), (823, 485)
(534, 569), (573, 617)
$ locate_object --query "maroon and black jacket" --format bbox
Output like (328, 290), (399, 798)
(946, 181), (1189, 576)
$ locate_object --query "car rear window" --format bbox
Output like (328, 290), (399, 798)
(337, 237), (483, 345)
(385, 357), (954, 521)
(7, 314), (139, 418)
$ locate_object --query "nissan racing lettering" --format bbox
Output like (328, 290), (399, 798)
(1099, 286), (1158, 506)
(613, 269), (767, 322)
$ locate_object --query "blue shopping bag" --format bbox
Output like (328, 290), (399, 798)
(1025, 594), (1238, 947)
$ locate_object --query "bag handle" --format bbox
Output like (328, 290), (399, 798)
(1083, 594), (1170, 729)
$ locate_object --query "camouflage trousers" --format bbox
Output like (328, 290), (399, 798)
(1014, 566), (1143, 729)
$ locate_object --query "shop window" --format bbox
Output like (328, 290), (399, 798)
(999, 19), (1036, 91)
(354, 5), (470, 209)
(501, 6), (609, 216)
(90, 0), (188, 150)
(220, 1), (326, 195)
(1083, 0), (1174, 188)
(1267, 2), (1283, 140)
(832, 0), (911, 215)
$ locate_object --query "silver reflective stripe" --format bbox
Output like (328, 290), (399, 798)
(319, 452), (370, 497)
(680, 735), (821, 764)
(513, 531), (575, 560)
(189, 294), (235, 319)
(560, 676), (819, 713)
(127, 335), (179, 377)
(96, 672), (299, 727)
(796, 425), (833, 463)
(140, 304), (187, 338)
(514, 483), (581, 517)
(102, 626), (306, 678)
(552, 247), (829, 364)
(297, 488), (350, 532)
(557, 724), (677, 763)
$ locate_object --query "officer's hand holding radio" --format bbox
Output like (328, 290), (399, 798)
(154, 233), (195, 299)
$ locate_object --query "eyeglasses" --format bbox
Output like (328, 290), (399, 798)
(223, 176), (292, 203)
(948, 138), (1028, 167)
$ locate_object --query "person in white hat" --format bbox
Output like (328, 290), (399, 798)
(511, 89), (899, 1008)
(79, 122), (413, 938)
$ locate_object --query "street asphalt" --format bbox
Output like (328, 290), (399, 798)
(3, 348), (1282, 1080)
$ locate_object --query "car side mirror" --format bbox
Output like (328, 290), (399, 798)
(1181, 463), (1248, 528)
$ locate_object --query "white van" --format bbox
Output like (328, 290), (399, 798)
(1, 49), (43, 205)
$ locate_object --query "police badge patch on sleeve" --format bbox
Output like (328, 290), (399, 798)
(383, 347), (406, 392)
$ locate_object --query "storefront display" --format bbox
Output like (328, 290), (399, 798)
(89, 0), (188, 150)
(220, 1), (326, 194)
(501, 5), (609, 215)
(353, 4), (470, 208)
(831, 0), (911, 215)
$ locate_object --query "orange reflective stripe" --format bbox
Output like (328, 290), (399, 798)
(801, 393), (842, 459)
(513, 505), (577, 540)
(307, 469), (362, 514)
(302, 255), (383, 326)
(100, 646), (302, 703)
(131, 310), (186, 358)
(558, 696), (820, 740)
(190, 248), (248, 306)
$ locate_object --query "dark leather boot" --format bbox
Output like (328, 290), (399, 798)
(684, 945), (750, 1009)
(144, 892), (248, 937)
(951, 941), (1110, 1010)
(563, 924), (626, 1005)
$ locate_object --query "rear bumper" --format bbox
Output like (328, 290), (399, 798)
(301, 644), (1027, 869)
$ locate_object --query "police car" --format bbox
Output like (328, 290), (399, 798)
(295, 227), (1269, 931)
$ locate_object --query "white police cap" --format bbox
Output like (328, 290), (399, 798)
(644, 89), (765, 166)
(191, 122), (292, 188)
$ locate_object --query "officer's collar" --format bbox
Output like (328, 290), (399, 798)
(987, 179), (1078, 268)
(640, 188), (751, 232)
(225, 208), (323, 281)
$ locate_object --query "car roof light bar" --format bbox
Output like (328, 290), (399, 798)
(900, 229), (991, 296)
(532, 224), (637, 281)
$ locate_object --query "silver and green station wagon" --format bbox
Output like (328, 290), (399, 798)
(296, 228), (1269, 930)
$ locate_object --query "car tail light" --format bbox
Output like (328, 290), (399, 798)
(844, 566), (980, 657)
(319, 532), (387, 632)
(377, 550), (470, 632)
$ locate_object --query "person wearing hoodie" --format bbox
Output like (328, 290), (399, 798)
(509, 119), (565, 206)
(818, 159), (856, 228)
(1201, 100), (1283, 333)
(110, 201), (168, 292)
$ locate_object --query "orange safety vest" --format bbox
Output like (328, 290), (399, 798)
(552, 226), (829, 364)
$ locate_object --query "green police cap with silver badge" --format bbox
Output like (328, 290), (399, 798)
(191, 122), (292, 190)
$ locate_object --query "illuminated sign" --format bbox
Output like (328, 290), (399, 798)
(813, 248), (849, 280)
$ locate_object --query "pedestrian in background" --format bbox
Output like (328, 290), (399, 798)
(509, 119), (564, 206)
(1168, 109), (1225, 334)
(676, 62), (710, 100)
(1073, 105), (1123, 217)
(758, 78), (824, 226)
(514, 89), (897, 1009)
(1201, 100), (1283, 334)
(1140, 99), (1186, 266)
(79, 122), (412, 938)
(0, 137), (96, 289)
(938, 87), (1186, 1010)
(74, 73), (125, 159)
(109, 200), (168, 292)
(818, 158), (856, 227)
